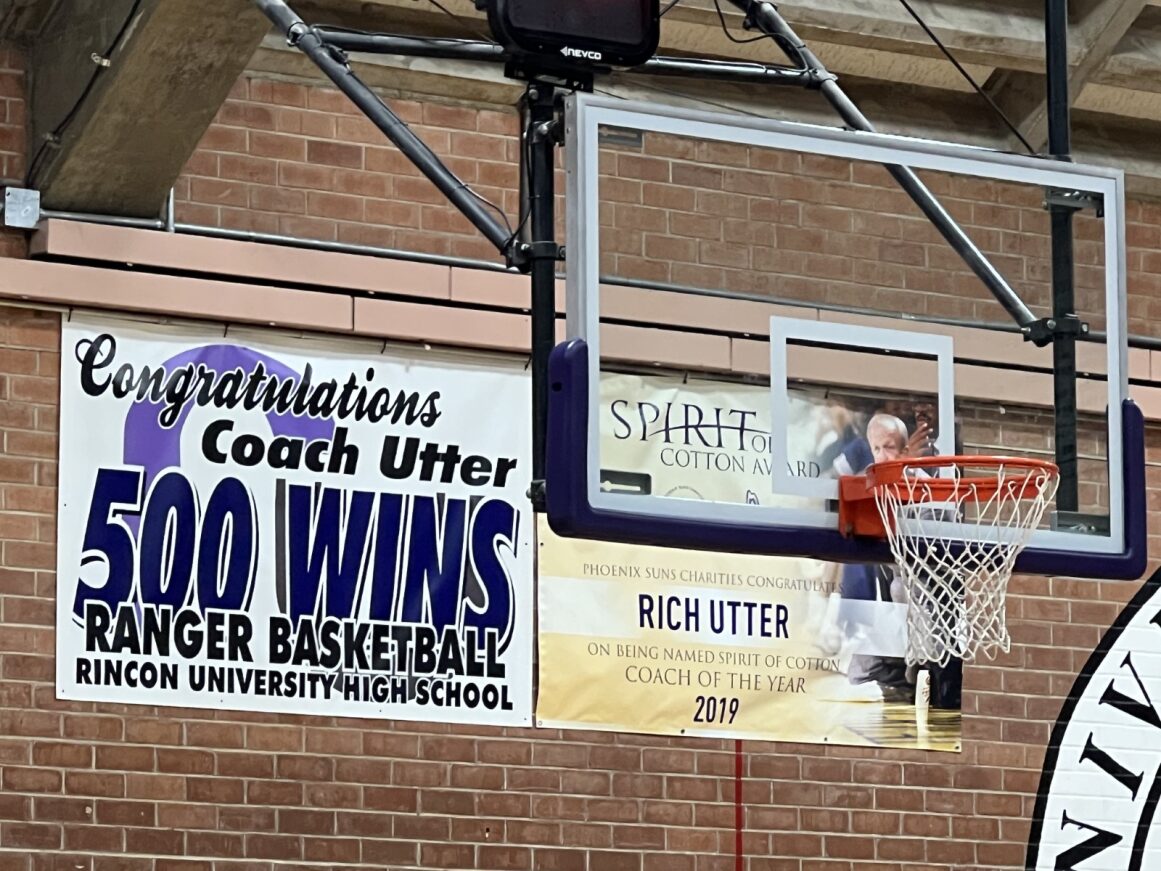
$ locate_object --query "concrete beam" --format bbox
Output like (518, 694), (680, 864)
(1092, 10), (1161, 92)
(324, 0), (1051, 69)
(299, 0), (1161, 100)
(983, 0), (1146, 151)
(0, 0), (61, 41)
(28, 0), (269, 215)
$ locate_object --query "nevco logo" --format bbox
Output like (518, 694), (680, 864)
(561, 46), (602, 61)
(1027, 568), (1161, 870)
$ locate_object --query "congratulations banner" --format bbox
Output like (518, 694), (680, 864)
(536, 373), (961, 750)
(56, 316), (533, 726)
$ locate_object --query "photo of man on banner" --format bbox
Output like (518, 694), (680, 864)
(815, 395), (963, 710)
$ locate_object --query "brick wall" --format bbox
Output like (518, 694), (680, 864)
(175, 77), (524, 264)
(0, 318), (1149, 870)
(0, 48), (27, 260)
(176, 77), (1161, 334)
(0, 66), (1159, 870)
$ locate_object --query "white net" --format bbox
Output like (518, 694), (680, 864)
(871, 460), (1060, 667)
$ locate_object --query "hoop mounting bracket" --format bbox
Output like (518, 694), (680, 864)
(1023, 313), (1090, 347)
(1044, 187), (1104, 217)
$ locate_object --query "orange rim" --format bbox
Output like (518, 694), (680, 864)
(838, 456), (1060, 538)
(865, 455), (1060, 503)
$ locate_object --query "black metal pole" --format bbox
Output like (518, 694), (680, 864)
(315, 30), (815, 87)
(253, 0), (515, 258)
(732, 0), (1039, 333)
(523, 85), (559, 502)
(1046, 0), (1079, 511)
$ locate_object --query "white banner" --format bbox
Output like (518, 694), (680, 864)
(56, 315), (533, 726)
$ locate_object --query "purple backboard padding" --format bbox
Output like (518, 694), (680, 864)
(544, 338), (1147, 580)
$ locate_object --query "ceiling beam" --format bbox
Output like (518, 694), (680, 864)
(983, 0), (1147, 151)
(27, 0), (269, 215)
(297, 0), (1052, 71)
(286, 0), (1161, 101)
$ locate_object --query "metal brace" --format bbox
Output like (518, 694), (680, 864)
(1023, 313), (1089, 347)
(508, 240), (565, 271)
(532, 116), (564, 147)
(1044, 187), (1104, 218)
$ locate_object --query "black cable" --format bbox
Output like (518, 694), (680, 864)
(504, 118), (535, 251)
(454, 179), (515, 237)
(712, 0), (769, 44)
(317, 25), (497, 51)
(26, 0), (144, 186)
(661, 0), (682, 15)
(896, 0), (1038, 155)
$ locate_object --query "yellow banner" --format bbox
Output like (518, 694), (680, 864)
(536, 373), (960, 751)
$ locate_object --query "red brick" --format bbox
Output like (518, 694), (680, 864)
(3, 767), (62, 792)
(218, 806), (274, 832)
(334, 756), (391, 783)
(125, 826), (184, 855)
(65, 824), (123, 852)
(362, 730), (420, 757)
(95, 745), (154, 772)
(2, 822), (62, 849)
(64, 772), (123, 798)
(157, 802), (215, 829)
(247, 780), (302, 806)
(62, 715), (121, 741)
(32, 797), (91, 823)
(0, 794), (31, 820)
(249, 131), (306, 161)
(477, 845), (533, 870)
(277, 807), (334, 835)
(185, 721), (244, 749)
(154, 861), (212, 871)
(215, 751), (273, 779)
(187, 776), (243, 804)
(586, 851), (641, 871)
(421, 843), (476, 868)
(95, 800), (155, 827)
(363, 786), (418, 812)
(303, 835), (361, 863)
(306, 139), (362, 169)
(244, 724), (301, 752)
(245, 833), (302, 860)
(186, 831), (243, 857)
(362, 839), (418, 866)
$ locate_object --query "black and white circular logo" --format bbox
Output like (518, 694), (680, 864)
(1027, 568), (1161, 870)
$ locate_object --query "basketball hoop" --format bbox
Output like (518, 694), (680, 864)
(839, 456), (1060, 667)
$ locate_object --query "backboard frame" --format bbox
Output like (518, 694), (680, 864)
(547, 92), (1146, 580)
(768, 318), (956, 500)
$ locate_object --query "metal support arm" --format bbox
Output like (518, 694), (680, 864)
(1046, 0), (1080, 511)
(315, 30), (818, 88)
(728, 0), (1041, 337)
(522, 86), (559, 506)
